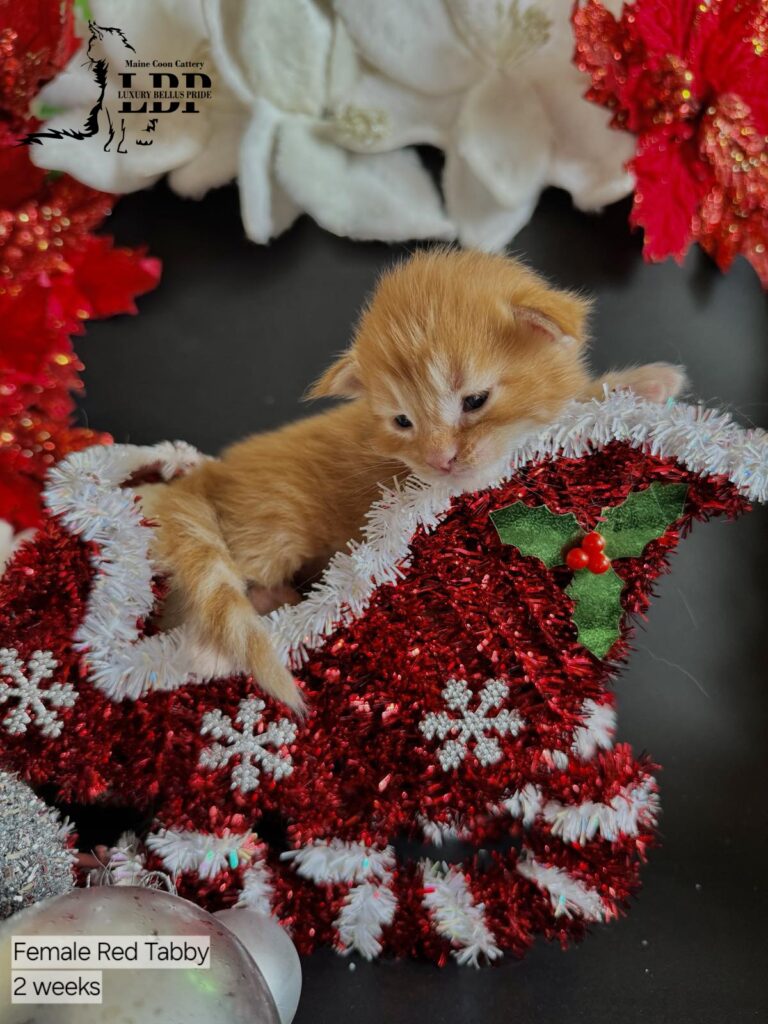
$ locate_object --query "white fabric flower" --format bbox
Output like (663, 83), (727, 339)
(334, 0), (635, 249)
(32, 0), (452, 245)
(202, 0), (453, 243)
(30, 0), (219, 194)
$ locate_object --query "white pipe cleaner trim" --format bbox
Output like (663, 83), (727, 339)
(421, 860), (502, 967)
(146, 827), (260, 881)
(572, 699), (617, 761)
(234, 861), (275, 917)
(417, 814), (468, 846)
(502, 782), (544, 827)
(544, 776), (659, 845)
(336, 879), (398, 960)
(270, 391), (768, 663)
(44, 442), (209, 701)
(501, 774), (657, 844)
(281, 839), (397, 959)
(516, 851), (605, 922)
(44, 393), (768, 698)
(281, 839), (394, 884)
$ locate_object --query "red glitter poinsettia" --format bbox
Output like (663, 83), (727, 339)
(0, 1), (161, 529)
(0, 0), (79, 126)
(573, 0), (768, 286)
(0, 135), (161, 529)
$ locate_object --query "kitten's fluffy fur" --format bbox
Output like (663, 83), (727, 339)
(148, 249), (685, 710)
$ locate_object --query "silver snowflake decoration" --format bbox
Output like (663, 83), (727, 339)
(419, 678), (524, 771)
(198, 697), (297, 793)
(0, 648), (77, 738)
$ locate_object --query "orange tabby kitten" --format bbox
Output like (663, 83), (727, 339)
(147, 249), (685, 711)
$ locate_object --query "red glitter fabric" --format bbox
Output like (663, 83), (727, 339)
(0, 440), (749, 963)
(572, 0), (768, 286)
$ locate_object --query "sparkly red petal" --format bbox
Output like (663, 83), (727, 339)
(630, 127), (711, 261)
(0, 0), (79, 119)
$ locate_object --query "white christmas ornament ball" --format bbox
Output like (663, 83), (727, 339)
(0, 887), (279, 1024)
(214, 909), (302, 1024)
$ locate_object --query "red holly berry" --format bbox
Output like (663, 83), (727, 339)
(588, 551), (612, 574)
(566, 546), (590, 570)
(582, 531), (606, 554)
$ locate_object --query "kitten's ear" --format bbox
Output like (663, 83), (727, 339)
(305, 351), (362, 400)
(511, 307), (578, 346)
(505, 289), (592, 348)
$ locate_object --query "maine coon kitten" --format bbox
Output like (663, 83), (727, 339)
(147, 249), (685, 711)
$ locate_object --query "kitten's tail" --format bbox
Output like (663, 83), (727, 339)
(150, 472), (304, 713)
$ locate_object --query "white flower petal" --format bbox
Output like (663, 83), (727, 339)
(275, 121), (454, 242)
(532, 70), (635, 210)
(29, 0), (211, 192)
(28, 104), (208, 192)
(326, 69), (461, 153)
(334, 0), (481, 95)
(238, 100), (300, 243)
(92, 0), (208, 59)
(445, 0), (553, 75)
(169, 107), (247, 198)
(34, 59), (96, 111)
(327, 18), (360, 110)
(205, 0), (332, 115)
(443, 147), (538, 251)
(457, 72), (551, 209)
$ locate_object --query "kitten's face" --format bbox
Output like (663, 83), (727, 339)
(360, 333), (588, 488)
(311, 250), (593, 488)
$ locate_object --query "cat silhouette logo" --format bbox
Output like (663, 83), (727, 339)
(22, 21), (211, 154)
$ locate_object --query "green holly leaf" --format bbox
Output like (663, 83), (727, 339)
(566, 567), (625, 659)
(490, 502), (581, 568)
(600, 482), (688, 560)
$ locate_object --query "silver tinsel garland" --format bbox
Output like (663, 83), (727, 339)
(0, 770), (75, 918)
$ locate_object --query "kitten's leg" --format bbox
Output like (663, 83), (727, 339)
(247, 582), (302, 614)
(586, 363), (687, 403)
(152, 479), (305, 710)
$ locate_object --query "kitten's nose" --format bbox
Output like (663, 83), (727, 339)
(426, 449), (458, 474)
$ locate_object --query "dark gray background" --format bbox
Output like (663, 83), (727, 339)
(75, 183), (768, 1024)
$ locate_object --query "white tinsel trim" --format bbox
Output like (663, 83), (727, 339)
(234, 861), (275, 917)
(417, 814), (468, 846)
(544, 776), (659, 845)
(501, 774), (657, 844)
(281, 839), (394, 884)
(516, 851), (605, 922)
(269, 392), (768, 663)
(281, 840), (397, 959)
(502, 782), (544, 827)
(336, 879), (398, 960)
(146, 827), (258, 881)
(44, 394), (768, 698)
(44, 442), (208, 700)
(99, 832), (148, 886)
(421, 860), (502, 967)
(572, 699), (617, 761)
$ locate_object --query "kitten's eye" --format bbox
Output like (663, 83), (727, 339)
(393, 414), (413, 429)
(462, 391), (489, 412)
